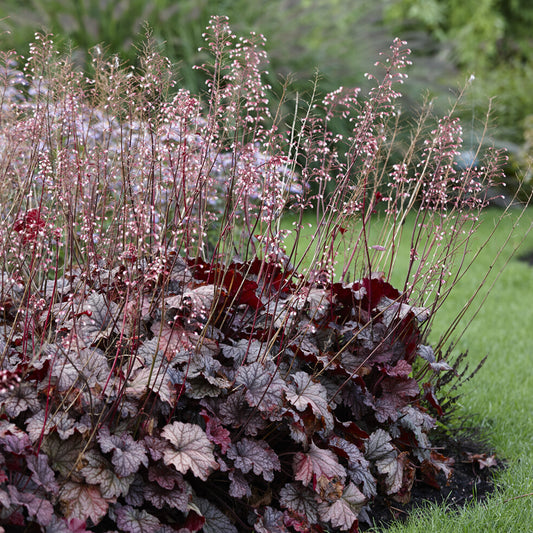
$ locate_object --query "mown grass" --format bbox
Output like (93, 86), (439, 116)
(285, 205), (533, 532)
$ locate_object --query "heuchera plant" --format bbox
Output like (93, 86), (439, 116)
(0, 17), (522, 532)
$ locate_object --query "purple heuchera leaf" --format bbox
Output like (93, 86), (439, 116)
(26, 453), (59, 495)
(374, 393), (405, 423)
(77, 292), (119, 344)
(0, 488), (9, 507)
(80, 450), (134, 499)
(26, 409), (89, 443)
(8, 484), (54, 526)
(166, 284), (216, 319)
(376, 453), (403, 495)
(148, 463), (186, 490)
(378, 297), (430, 325)
(59, 481), (108, 524)
(329, 436), (367, 469)
(144, 435), (167, 461)
(97, 425), (148, 477)
(397, 405), (435, 460)
(383, 359), (412, 378)
(0, 382), (40, 417)
(52, 347), (110, 391)
(430, 360), (453, 372)
(41, 434), (86, 478)
(228, 469), (252, 498)
(202, 410), (231, 453)
(45, 516), (91, 533)
(161, 421), (218, 481)
(193, 496), (239, 533)
(221, 338), (264, 365)
(329, 436), (376, 498)
(286, 371), (334, 434)
(254, 506), (288, 533)
(227, 438), (281, 482)
(114, 504), (161, 533)
(380, 376), (420, 399)
(318, 482), (366, 531)
(417, 344), (435, 363)
(126, 367), (174, 404)
(217, 392), (268, 435)
(123, 474), (145, 507)
(279, 483), (319, 524)
(144, 481), (190, 511)
(289, 286), (331, 320)
(0, 431), (31, 454)
(293, 442), (346, 488)
(235, 360), (285, 417)
(364, 429), (396, 462)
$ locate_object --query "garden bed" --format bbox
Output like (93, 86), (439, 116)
(362, 431), (500, 530)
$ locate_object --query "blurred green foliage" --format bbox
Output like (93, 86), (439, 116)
(0, 0), (383, 98)
(385, 0), (533, 71)
(385, 0), (533, 186)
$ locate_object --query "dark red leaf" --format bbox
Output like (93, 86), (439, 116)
(361, 275), (401, 310)
(423, 382), (444, 416)
(201, 410), (231, 453)
(184, 510), (205, 532)
(13, 208), (46, 243)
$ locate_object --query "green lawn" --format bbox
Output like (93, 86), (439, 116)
(286, 206), (533, 532)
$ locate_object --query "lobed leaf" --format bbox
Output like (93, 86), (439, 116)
(143, 481), (190, 511)
(279, 483), (319, 524)
(0, 427), (31, 454)
(227, 438), (281, 482)
(364, 429), (395, 462)
(221, 338), (264, 365)
(80, 449), (134, 499)
(253, 506), (288, 533)
(286, 372), (334, 434)
(45, 515), (91, 532)
(126, 366), (174, 404)
(161, 421), (218, 481)
(228, 470), (252, 498)
(235, 360), (285, 417)
(97, 426), (148, 477)
(148, 463), (186, 490)
(41, 433), (86, 478)
(26, 409), (88, 443)
(0, 382), (40, 417)
(217, 392), (268, 435)
(8, 484), (54, 526)
(202, 410), (231, 453)
(293, 442), (346, 488)
(166, 284), (216, 320)
(193, 496), (239, 533)
(59, 481), (108, 525)
(318, 482), (366, 531)
(375, 452), (403, 495)
(114, 504), (161, 533)
(26, 453), (59, 495)
(76, 292), (120, 344)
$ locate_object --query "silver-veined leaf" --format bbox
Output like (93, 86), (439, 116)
(161, 422), (218, 481)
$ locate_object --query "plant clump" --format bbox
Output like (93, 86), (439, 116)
(0, 17), (518, 532)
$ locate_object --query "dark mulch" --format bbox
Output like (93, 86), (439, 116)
(361, 431), (502, 531)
